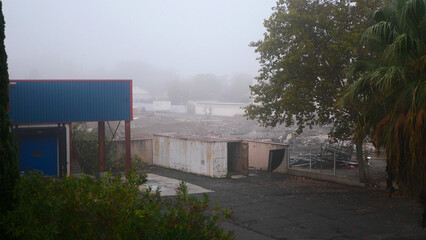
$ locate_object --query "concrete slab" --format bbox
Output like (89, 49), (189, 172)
(140, 173), (213, 196)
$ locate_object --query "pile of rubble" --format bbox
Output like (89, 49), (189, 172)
(290, 143), (357, 170)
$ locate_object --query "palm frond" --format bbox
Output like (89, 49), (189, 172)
(414, 80), (426, 109)
(360, 66), (406, 93)
(379, 0), (406, 27)
(346, 60), (380, 78)
(340, 75), (372, 106)
(362, 21), (399, 47)
(399, 0), (426, 38)
(383, 33), (422, 63)
(409, 54), (426, 72)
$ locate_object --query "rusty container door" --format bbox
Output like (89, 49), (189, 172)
(240, 142), (249, 176)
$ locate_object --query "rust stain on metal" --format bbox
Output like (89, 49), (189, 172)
(183, 140), (187, 155)
(206, 144), (213, 175)
(154, 136), (160, 157)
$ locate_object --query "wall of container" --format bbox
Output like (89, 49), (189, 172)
(114, 139), (153, 165)
(246, 140), (288, 174)
(153, 134), (228, 178)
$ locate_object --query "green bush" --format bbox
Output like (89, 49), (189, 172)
(72, 123), (101, 175)
(1, 171), (233, 240)
(72, 123), (146, 175)
(108, 154), (146, 173)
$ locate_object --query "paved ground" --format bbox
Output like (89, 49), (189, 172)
(143, 166), (425, 240)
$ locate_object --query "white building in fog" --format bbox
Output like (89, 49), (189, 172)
(192, 101), (246, 117)
(133, 86), (152, 104)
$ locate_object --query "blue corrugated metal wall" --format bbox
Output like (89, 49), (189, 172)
(9, 80), (132, 123)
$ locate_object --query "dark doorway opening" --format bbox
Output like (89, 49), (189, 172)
(268, 149), (286, 176)
(227, 142), (248, 176)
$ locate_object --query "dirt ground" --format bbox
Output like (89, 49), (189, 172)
(130, 112), (298, 141)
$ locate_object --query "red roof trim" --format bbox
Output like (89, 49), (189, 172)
(10, 79), (132, 82)
(130, 81), (133, 120)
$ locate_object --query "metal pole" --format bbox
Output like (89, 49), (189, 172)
(69, 122), (73, 176)
(309, 145), (312, 171)
(320, 145), (323, 173)
(125, 120), (131, 176)
(333, 152), (336, 175)
(287, 148), (290, 170)
(98, 121), (105, 173)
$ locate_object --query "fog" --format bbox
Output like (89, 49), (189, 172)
(3, 0), (275, 96)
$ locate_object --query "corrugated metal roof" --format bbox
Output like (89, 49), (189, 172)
(9, 80), (132, 124)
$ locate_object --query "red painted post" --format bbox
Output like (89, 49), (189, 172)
(70, 122), (73, 176)
(125, 120), (131, 175)
(98, 121), (105, 173)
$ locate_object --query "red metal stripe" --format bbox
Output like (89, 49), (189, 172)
(10, 79), (132, 82)
(69, 123), (73, 176)
(130, 80), (133, 120)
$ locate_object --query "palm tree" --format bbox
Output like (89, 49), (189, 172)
(342, 0), (425, 200)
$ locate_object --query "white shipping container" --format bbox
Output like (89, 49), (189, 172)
(153, 134), (230, 178)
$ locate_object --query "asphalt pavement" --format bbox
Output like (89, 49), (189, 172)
(144, 166), (425, 240)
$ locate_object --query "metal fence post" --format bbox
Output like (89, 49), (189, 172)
(333, 152), (336, 175)
(287, 148), (290, 170)
(309, 145), (312, 171)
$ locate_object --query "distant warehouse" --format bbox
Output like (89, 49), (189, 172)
(189, 101), (247, 117)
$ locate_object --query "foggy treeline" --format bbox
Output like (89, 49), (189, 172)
(15, 58), (253, 104)
(167, 73), (252, 104)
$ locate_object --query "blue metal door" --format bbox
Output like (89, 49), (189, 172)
(19, 134), (58, 176)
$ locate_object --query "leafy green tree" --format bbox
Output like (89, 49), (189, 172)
(0, 1), (19, 215)
(342, 0), (425, 197)
(245, 0), (380, 182)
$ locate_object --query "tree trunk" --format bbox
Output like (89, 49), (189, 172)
(355, 140), (367, 183)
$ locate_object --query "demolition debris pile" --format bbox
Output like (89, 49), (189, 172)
(290, 144), (356, 170)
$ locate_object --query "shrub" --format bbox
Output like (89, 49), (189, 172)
(72, 123), (146, 175)
(72, 123), (100, 175)
(1, 171), (233, 240)
(108, 154), (146, 173)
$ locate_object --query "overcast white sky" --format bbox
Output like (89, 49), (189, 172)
(2, 0), (275, 88)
